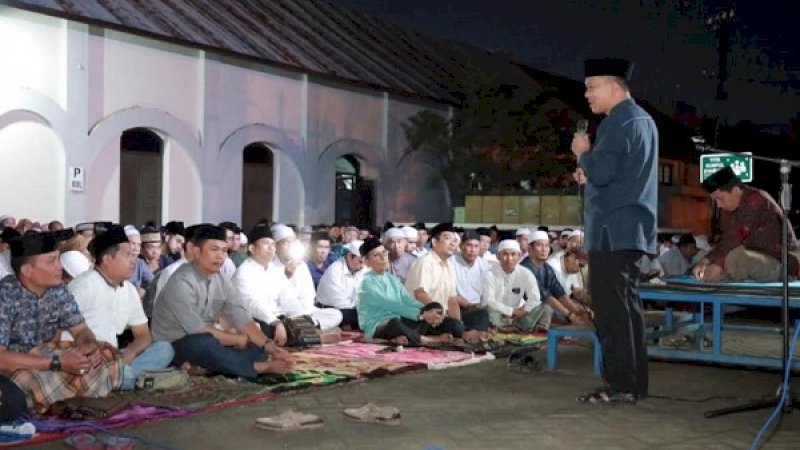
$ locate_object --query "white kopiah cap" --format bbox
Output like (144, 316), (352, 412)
(531, 230), (550, 242)
(497, 239), (521, 254)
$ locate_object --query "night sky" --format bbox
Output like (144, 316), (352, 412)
(332, 0), (799, 127)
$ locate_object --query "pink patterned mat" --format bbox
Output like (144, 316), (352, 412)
(306, 342), (478, 365)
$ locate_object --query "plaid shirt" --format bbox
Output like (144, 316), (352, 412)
(0, 276), (84, 353)
(707, 186), (798, 274)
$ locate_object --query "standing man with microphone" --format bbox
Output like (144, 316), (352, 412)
(571, 58), (659, 405)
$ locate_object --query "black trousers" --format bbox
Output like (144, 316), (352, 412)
(374, 317), (464, 346)
(461, 307), (490, 331)
(589, 250), (648, 397)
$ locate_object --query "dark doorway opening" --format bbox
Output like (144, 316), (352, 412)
(120, 128), (163, 226)
(242, 143), (274, 231)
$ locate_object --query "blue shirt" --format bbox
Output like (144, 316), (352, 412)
(578, 98), (658, 253)
(0, 275), (85, 353)
(520, 257), (565, 301)
(307, 255), (335, 288)
(129, 258), (155, 289)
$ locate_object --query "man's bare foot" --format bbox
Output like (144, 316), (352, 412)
(462, 330), (481, 343)
(420, 333), (454, 346)
(181, 362), (208, 377)
(255, 359), (295, 374)
(321, 329), (342, 344)
(390, 336), (409, 345)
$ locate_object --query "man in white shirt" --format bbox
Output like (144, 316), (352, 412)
(516, 227), (532, 260)
(316, 240), (367, 328)
(272, 224), (342, 331)
(547, 249), (588, 304)
(482, 240), (551, 331)
(0, 227), (20, 279)
(450, 230), (491, 333)
(67, 225), (173, 390)
(232, 225), (288, 345)
(658, 234), (698, 277)
(476, 228), (497, 262)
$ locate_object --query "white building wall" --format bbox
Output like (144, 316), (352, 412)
(0, 7), (453, 228)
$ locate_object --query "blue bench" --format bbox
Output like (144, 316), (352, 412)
(546, 325), (602, 376)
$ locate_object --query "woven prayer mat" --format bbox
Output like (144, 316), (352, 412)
(306, 341), (485, 366)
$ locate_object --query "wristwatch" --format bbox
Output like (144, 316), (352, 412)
(49, 355), (62, 372)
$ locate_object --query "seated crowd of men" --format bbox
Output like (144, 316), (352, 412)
(0, 215), (598, 415)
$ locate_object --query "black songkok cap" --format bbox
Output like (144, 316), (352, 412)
(88, 224), (129, 260)
(164, 221), (185, 236)
(248, 225), (273, 243)
(584, 58), (634, 80)
(189, 225), (226, 245)
(413, 222), (428, 231)
(359, 237), (383, 257)
(9, 232), (57, 258)
(702, 166), (739, 193)
(0, 227), (20, 243)
(185, 223), (212, 242)
(219, 221), (240, 234)
(476, 227), (491, 237)
(383, 221), (395, 233)
(430, 222), (455, 240)
(462, 230), (480, 242)
(310, 231), (330, 243)
(52, 228), (76, 243)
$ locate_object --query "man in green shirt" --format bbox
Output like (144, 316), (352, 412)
(357, 238), (461, 346)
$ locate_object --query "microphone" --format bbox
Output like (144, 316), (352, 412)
(576, 119), (588, 135)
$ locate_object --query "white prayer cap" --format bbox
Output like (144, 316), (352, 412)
(384, 227), (405, 241)
(560, 229), (573, 238)
(123, 225), (140, 237)
(60, 250), (91, 278)
(271, 224), (296, 242)
(531, 230), (549, 242)
(515, 227), (531, 237)
(0, 215), (11, 222)
(239, 233), (248, 245)
(569, 230), (584, 239)
(671, 234), (681, 244)
(344, 240), (364, 256)
(497, 239), (521, 254)
(694, 235), (710, 250)
(401, 226), (418, 242)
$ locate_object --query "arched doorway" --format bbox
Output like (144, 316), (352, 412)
(242, 143), (274, 231)
(335, 155), (374, 226)
(120, 128), (163, 226)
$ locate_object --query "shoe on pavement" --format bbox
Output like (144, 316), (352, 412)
(343, 403), (401, 425)
(254, 409), (325, 431)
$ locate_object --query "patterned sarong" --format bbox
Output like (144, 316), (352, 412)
(11, 342), (123, 413)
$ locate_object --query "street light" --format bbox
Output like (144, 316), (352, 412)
(705, 5), (736, 101)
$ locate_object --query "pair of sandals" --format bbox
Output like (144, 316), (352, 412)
(577, 386), (637, 405)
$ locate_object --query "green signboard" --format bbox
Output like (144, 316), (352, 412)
(699, 153), (753, 183)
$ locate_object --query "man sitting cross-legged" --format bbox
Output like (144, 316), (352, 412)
(406, 222), (481, 341)
(0, 232), (123, 412)
(316, 240), (367, 329)
(152, 225), (293, 379)
(357, 238), (461, 346)
(482, 240), (551, 331)
(449, 230), (492, 335)
(271, 225), (342, 332)
(232, 225), (288, 346)
(66, 225), (174, 390)
(521, 231), (592, 327)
